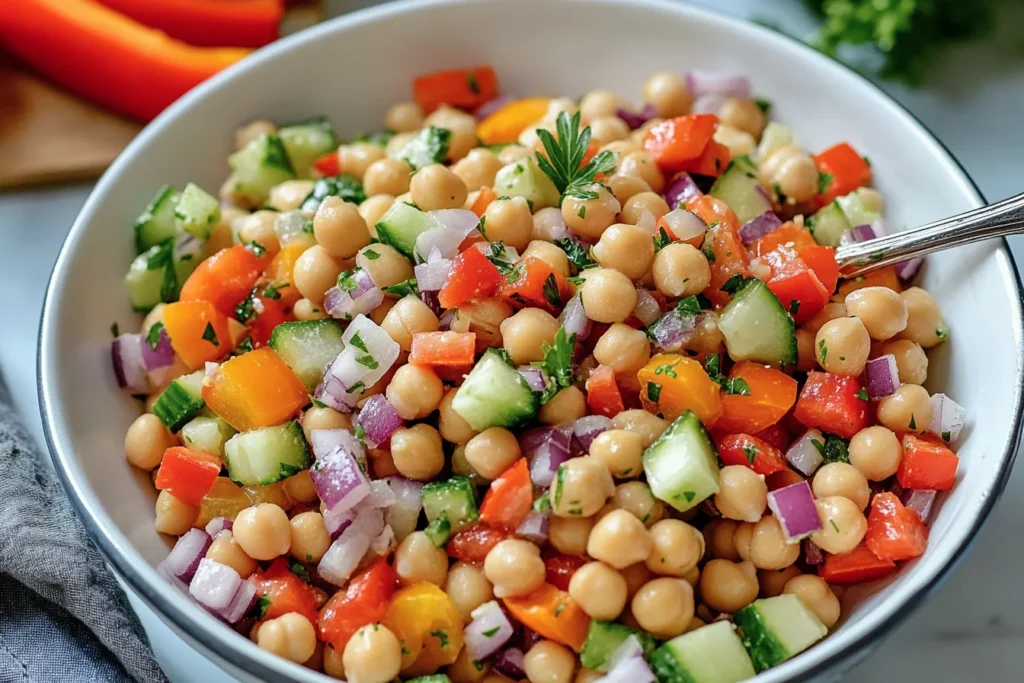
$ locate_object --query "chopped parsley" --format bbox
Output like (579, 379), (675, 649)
(704, 353), (751, 395)
(337, 268), (362, 293)
(683, 491), (696, 503)
(535, 111), (617, 200)
(534, 328), (576, 403)
(936, 328), (949, 340)
(677, 295), (703, 317)
(702, 243), (717, 263)
(817, 171), (834, 195)
(533, 493), (552, 513)
(554, 603), (566, 617)
(145, 322), (165, 350)
(816, 434), (850, 464)
(312, 398), (327, 409)
(201, 322), (219, 346)
(349, 332), (368, 352)
(789, 300), (801, 316)
(856, 388), (870, 401)
(504, 263), (525, 285)
(542, 273), (562, 308)
(908, 415), (917, 430)
(829, 519), (840, 533)
(289, 562), (310, 583)
(466, 71), (480, 94)
(235, 294), (256, 323)
(382, 278), (420, 298)
(941, 430), (951, 442)
(654, 227), (673, 252)
(554, 464), (567, 508)
(356, 354), (379, 370)
(261, 282), (284, 300)
(818, 338), (829, 364)
(577, 205), (587, 219)
(753, 96), (772, 113)
(363, 248), (381, 260)
(482, 626), (501, 638)
(110, 322), (120, 338)
(430, 629), (449, 648)
(486, 241), (515, 275)
(555, 238), (598, 272)
(567, 276), (585, 286)
(251, 595), (271, 619)
(654, 360), (680, 378)
(476, 215), (489, 241)
(647, 382), (662, 402)
(743, 444), (759, 465)
(234, 338), (254, 354)
(720, 274), (747, 294)
(348, 381), (366, 394)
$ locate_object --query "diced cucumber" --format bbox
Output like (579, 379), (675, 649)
(424, 516), (452, 547)
(643, 411), (720, 512)
(406, 676), (452, 683)
(710, 158), (772, 224)
(171, 234), (202, 295)
(124, 243), (176, 312)
(375, 202), (441, 260)
(651, 621), (757, 683)
(421, 476), (478, 534)
(753, 122), (793, 165)
(152, 370), (206, 432)
(226, 134), (296, 207)
(806, 200), (852, 247)
(580, 621), (657, 672)
(278, 117), (338, 177)
(300, 174), (366, 213)
(836, 188), (881, 228)
(717, 279), (797, 366)
(134, 184), (181, 253)
(174, 183), (221, 239)
(398, 126), (451, 169)
(223, 421), (311, 486)
(493, 155), (561, 211)
(180, 416), (237, 458)
(734, 595), (827, 672)
(451, 349), (539, 431)
(269, 320), (347, 392)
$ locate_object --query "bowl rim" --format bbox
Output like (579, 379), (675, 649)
(36, 0), (1024, 681)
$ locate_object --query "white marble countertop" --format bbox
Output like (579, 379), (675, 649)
(2, 1), (1023, 680)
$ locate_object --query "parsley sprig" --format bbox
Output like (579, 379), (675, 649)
(535, 112), (617, 200)
(533, 328), (576, 403)
(704, 353), (750, 395)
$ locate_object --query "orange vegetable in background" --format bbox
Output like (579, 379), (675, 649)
(497, 256), (571, 312)
(202, 348), (308, 431)
(471, 187), (498, 217)
(686, 195), (740, 232)
(716, 433), (787, 476)
(643, 114), (719, 172)
(264, 244), (307, 308)
(0, 0), (250, 121)
(162, 300), (231, 370)
(96, 0), (283, 49)
(716, 362), (798, 434)
(685, 140), (731, 177)
(478, 97), (551, 145)
(413, 66), (499, 114)
(749, 223), (817, 258)
(693, 214), (750, 308)
(503, 583), (589, 652)
(154, 447), (222, 506)
(179, 244), (269, 318)
(638, 354), (722, 426)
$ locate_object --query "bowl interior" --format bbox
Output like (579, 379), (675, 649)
(39, 0), (1022, 681)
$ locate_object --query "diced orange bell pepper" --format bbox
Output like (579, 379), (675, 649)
(471, 187), (498, 218)
(866, 492), (929, 561)
(179, 244), (269, 318)
(438, 247), (503, 309)
(697, 217), (750, 308)
(716, 362), (798, 434)
(898, 434), (959, 491)
(250, 558), (327, 625)
(503, 583), (590, 652)
(819, 542), (896, 584)
(196, 477), (251, 528)
(202, 347), (308, 431)
(686, 195), (740, 233)
(798, 245), (840, 296)
(162, 300), (231, 370)
(154, 447), (222, 506)
(835, 266), (901, 300)
(761, 245), (830, 324)
(383, 583), (464, 674)
(413, 66), (499, 114)
(793, 371), (871, 439)
(685, 140), (731, 177)
(264, 244), (308, 308)
(409, 332), (477, 367)
(497, 256), (571, 312)
(585, 364), (624, 418)
(749, 223), (817, 258)
(96, 0), (282, 49)
(715, 433), (787, 476)
(479, 458), (533, 530)
(446, 524), (510, 563)
(478, 97), (551, 145)
(319, 558), (397, 652)
(543, 552), (588, 591)
(643, 114), (719, 172)
(637, 354), (723, 426)
(814, 142), (872, 206)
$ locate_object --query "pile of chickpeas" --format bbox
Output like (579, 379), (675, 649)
(122, 69), (953, 682)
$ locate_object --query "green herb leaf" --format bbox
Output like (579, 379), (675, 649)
(555, 238), (598, 272)
(908, 415), (917, 430)
(533, 493), (552, 513)
(363, 248), (381, 260)
(818, 338), (828, 364)
(683, 491), (696, 503)
(349, 332), (368, 352)
(821, 434), (850, 464)
(554, 464), (567, 508)
(534, 328), (576, 403)
(743, 444), (759, 465)
(704, 353), (721, 378)
(753, 96), (772, 113)
(677, 295), (702, 317)
(235, 294), (257, 323)
(477, 215), (489, 241)
(535, 111), (617, 199)
(382, 278), (420, 298)
(289, 562), (311, 583)
(829, 518), (840, 533)
(430, 629), (449, 649)
(145, 322), (165, 350)
(817, 170), (834, 195)
(466, 71), (480, 94)
(721, 377), (751, 395)
(201, 322), (219, 346)
(856, 388), (870, 401)
(251, 595), (271, 619)
(654, 227), (673, 252)
(577, 205), (587, 219)
(234, 338), (254, 354)
(554, 603), (566, 617)
(702, 243), (717, 263)
(261, 282), (285, 300)
(486, 241), (515, 275)
(246, 241), (266, 258)
(647, 382), (662, 402)
(789, 299), (801, 316)
(941, 430), (951, 441)
(936, 328), (949, 340)
(110, 322), (120, 338)
(654, 360), (680, 378)
(482, 626), (500, 637)
(720, 274), (747, 294)
(504, 263), (525, 285)
(542, 273), (562, 308)
(356, 354), (379, 370)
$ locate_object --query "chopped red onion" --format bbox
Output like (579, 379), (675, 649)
(421, 290), (441, 316)
(493, 648), (526, 680)
(804, 539), (824, 565)
(895, 257), (924, 281)
(356, 395), (404, 448)
(865, 355), (899, 399)
(534, 207), (569, 242)
(324, 268), (384, 321)
(365, 479), (398, 508)
(111, 334), (148, 393)
(691, 92), (728, 115)
(595, 651), (656, 683)
(839, 220), (886, 246)
(659, 210), (707, 246)
(140, 326), (174, 371)
(686, 70), (751, 98)
(767, 481), (822, 543)
(314, 371), (355, 413)
(517, 366), (548, 394)
(475, 94), (516, 120)
(520, 425), (573, 487)
(204, 517), (232, 537)
(370, 524), (396, 555)
(515, 511), (549, 544)
(415, 209), (480, 262)
(632, 287), (662, 326)
(323, 505), (355, 539)
(318, 507), (385, 585)
(311, 443), (371, 514)
(901, 489), (938, 523)
(607, 634), (644, 671)
(161, 528), (211, 583)
(616, 104), (657, 130)
(310, 428), (367, 464)
(786, 429), (825, 476)
(213, 579), (257, 624)
(636, 209), (657, 235)
(439, 309), (456, 331)
(380, 476), (424, 541)
(464, 600), (515, 661)
(928, 393), (966, 442)
(738, 211), (783, 245)
(188, 558), (241, 610)
(474, 240), (520, 264)
(559, 295), (592, 341)
(573, 415), (614, 451)
(322, 315), (401, 408)
(647, 309), (699, 352)
(663, 173), (702, 210)
(414, 250), (454, 292)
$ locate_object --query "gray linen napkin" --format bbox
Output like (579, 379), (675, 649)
(0, 375), (168, 683)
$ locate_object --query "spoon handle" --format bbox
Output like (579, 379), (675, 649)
(833, 192), (1024, 278)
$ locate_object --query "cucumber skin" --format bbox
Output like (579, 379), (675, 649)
(152, 378), (205, 432)
(579, 621), (657, 671)
(134, 184), (180, 254)
(650, 647), (698, 683)
(224, 421), (310, 486)
(374, 202), (436, 259)
(421, 476), (479, 533)
(734, 604), (790, 673)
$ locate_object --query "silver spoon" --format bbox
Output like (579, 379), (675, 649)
(834, 192), (1024, 278)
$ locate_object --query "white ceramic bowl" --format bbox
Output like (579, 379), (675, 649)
(38, 0), (1024, 681)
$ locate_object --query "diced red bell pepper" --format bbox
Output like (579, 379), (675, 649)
(318, 557), (397, 652)
(685, 140), (731, 177)
(866, 492), (929, 561)
(753, 422), (791, 453)
(245, 293), (291, 349)
(798, 245), (840, 296)
(814, 142), (872, 206)
(438, 247), (503, 309)
(543, 552), (588, 591)
(819, 542), (896, 584)
(586, 364), (624, 418)
(897, 434), (959, 491)
(250, 558), (326, 625)
(766, 468), (805, 491)
(749, 223), (817, 258)
(179, 244), (269, 318)
(699, 219), (750, 308)
(446, 524), (510, 564)
(497, 257), (571, 312)
(715, 433), (787, 476)
(643, 114), (719, 172)
(312, 151), (340, 177)
(413, 66), (499, 114)
(761, 245), (830, 324)
(409, 331), (477, 367)
(835, 266), (901, 300)
(154, 447), (221, 506)
(793, 371), (871, 439)
(479, 458), (533, 530)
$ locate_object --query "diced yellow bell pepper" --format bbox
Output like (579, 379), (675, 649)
(382, 583), (464, 675)
(637, 353), (723, 426)
(202, 347), (308, 432)
(477, 97), (551, 145)
(195, 477), (251, 528)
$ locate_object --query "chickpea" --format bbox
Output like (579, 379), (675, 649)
(876, 339), (929, 385)
(205, 530), (257, 578)
(498, 144), (531, 166)
(343, 624), (402, 683)
(609, 481), (665, 527)
(580, 90), (626, 123)
(589, 116), (630, 146)
(849, 426), (903, 481)
(897, 287), (948, 348)
(357, 244), (413, 291)
(714, 466), (768, 523)
(394, 531), (449, 586)
(452, 148), (503, 192)
(586, 509), (653, 569)
(484, 539), (546, 598)
(606, 174), (652, 206)
(811, 496), (868, 554)
(257, 612), (317, 664)
(289, 511), (331, 564)
(548, 515), (594, 556)
(619, 191), (670, 226)
(231, 504), (291, 561)
(293, 245), (343, 304)
(239, 211), (281, 255)
(813, 462), (871, 510)
(450, 298), (514, 350)
(483, 197), (533, 251)
(748, 516), (800, 570)
(652, 243), (711, 298)
(803, 302), (848, 336)
(580, 268), (637, 323)
(539, 386), (587, 425)
(294, 298), (327, 321)
(338, 143), (386, 181)
(759, 144), (819, 204)
(719, 98), (766, 138)
(236, 119), (277, 150)
(714, 124), (757, 159)
(438, 389), (478, 445)
(410, 163), (469, 211)
(300, 405), (352, 442)
(362, 158), (412, 197)
(501, 308), (560, 365)
(784, 575), (841, 628)
(385, 364), (443, 421)
(700, 559), (759, 613)
(564, 561), (627, 620)
(323, 643), (345, 679)
(795, 328), (817, 373)
(444, 562), (494, 621)
(380, 295), (440, 351)
(154, 491), (197, 536)
(631, 578), (694, 638)
(591, 224), (655, 280)
(371, 449), (399, 479)
(561, 185), (621, 241)
(385, 102), (424, 133)
(551, 457), (615, 518)
(613, 409), (668, 448)
(531, 207), (567, 242)
(815, 317), (871, 376)
(877, 384), (933, 434)
(642, 72), (692, 118)
(522, 240), (571, 278)
(281, 472), (317, 507)
(702, 519), (741, 561)
(525, 640), (576, 683)
(592, 322), (650, 378)
(645, 519), (704, 576)
(359, 195), (395, 232)
(759, 566), (803, 598)
(589, 430), (644, 479)
(424, 105), (479, 161)
(618, 152), (665, 193)
(464, 428), (522, 480)
(268, 180), (314, 213)
(125, 414), (176, 471)
(390, 424), (445, 481)
(843, 287), (908, 341)
(733, 523), (754, 561)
